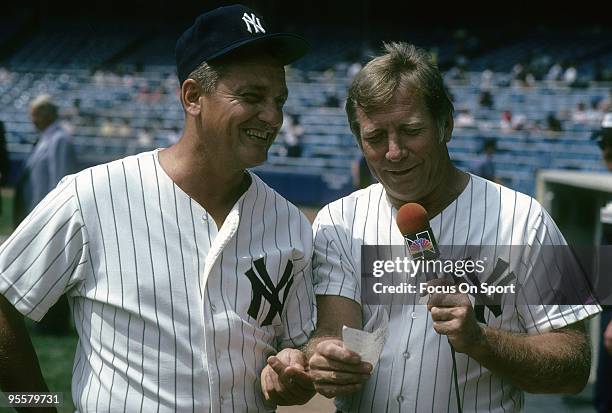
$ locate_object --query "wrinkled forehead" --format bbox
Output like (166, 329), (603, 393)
(358, 90), (431, 122)
(361, 86), (427, 112)
(220, 56), (287, 91)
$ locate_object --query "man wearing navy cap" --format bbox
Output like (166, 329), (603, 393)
(0, 5), (316, 411)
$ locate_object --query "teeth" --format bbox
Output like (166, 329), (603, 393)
(245, 129), (268, 140)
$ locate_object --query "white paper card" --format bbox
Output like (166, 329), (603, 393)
(342, 316), (388, 367)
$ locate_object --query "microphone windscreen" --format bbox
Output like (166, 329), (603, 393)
(396, 203), (429, 236)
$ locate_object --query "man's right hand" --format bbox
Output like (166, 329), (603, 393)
(308, 339), (372, 398)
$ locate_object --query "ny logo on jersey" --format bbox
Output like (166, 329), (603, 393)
(244, 258), (293, 326)
(452, 257), (518, 323)
(242, 12), (266, 34)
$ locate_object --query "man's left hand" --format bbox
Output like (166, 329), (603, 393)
(261, 348), (315, 406)
(426, 278), (485, 354)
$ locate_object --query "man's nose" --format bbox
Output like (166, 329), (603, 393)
(385, 136), (404, 162)
(258, 102), (283, 129)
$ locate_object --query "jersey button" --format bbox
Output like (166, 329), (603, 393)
(397, 395), (404, 403)
(403, 351), (410, 359)
(411, 312), (417, 319)
(201, 214), (208, 222)
(210, 303), (217, 311)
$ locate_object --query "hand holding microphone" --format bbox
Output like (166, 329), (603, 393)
(426, 277), (484, 354)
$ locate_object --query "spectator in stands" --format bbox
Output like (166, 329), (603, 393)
(571, 102), (589, 124)
(347, 61), (362, 80)
(62, 98), (82, 135)
(478, 89), (494, 109)
(13, 94), (78, 335)
(563, 62), (578, 87)
(0, 66), (11, 84)
(469, 138), (501, 183)
(281, 113), (303, 158)
(0, 121), (9, 217)
(510, 62), (526, 87)
(594, 113), (612, 413)
(116, 118), (134, 138)
(447, 60), (467, 82)
(598, 89), (612, 113)
(594, 113), (612, 171)
(545, 61), (563, 83)
(324, 90), (341, 108)
(454, 108), (476, 128)
(137, 84), (152, 103)
(588, 100), (605, 125)
(546, 112), (564, 133)
(99, 116), (117, 138)
(511, 112), (528, 131)
(15, 95), (78, 223)
(500, 110), (513, 131)
(480, 66), (494, 90)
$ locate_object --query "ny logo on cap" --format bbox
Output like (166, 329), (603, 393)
(242, 12), (266, 34)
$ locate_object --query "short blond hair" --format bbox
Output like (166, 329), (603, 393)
(346, 42), (454, 143)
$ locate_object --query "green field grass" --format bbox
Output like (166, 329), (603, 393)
(0, 330), (77, 413)
(0, 189), (15, 236)
(30, 332), (78, 413)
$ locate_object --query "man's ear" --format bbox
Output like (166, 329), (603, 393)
(181, 79), (203, 116)
(443, 113), (454, 143)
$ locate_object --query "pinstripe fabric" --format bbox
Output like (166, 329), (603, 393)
(0, 149), (315, 412)
(312, 174), (599, 413)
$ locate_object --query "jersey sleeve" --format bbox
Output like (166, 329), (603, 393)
(278, 213), (316, 349)
(312, 204), (360, 304)
(0, 176), (89, 321)
(515, 204), (600, 334)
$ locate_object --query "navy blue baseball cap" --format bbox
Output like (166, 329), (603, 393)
(175, 4), (310, 85)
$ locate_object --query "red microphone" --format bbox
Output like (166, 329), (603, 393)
(396, 203), (439, 260)
(398, 203), (463, 413)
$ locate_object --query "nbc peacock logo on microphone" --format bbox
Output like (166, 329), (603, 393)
(404, 230), (438, 259)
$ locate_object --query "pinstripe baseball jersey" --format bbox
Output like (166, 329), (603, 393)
(312, 174), (599, 413)
(0, 149), (316, 412)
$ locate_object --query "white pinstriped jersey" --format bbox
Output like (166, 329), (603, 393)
(0, 149), (316, 412)
(312, 174), (599, 413)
